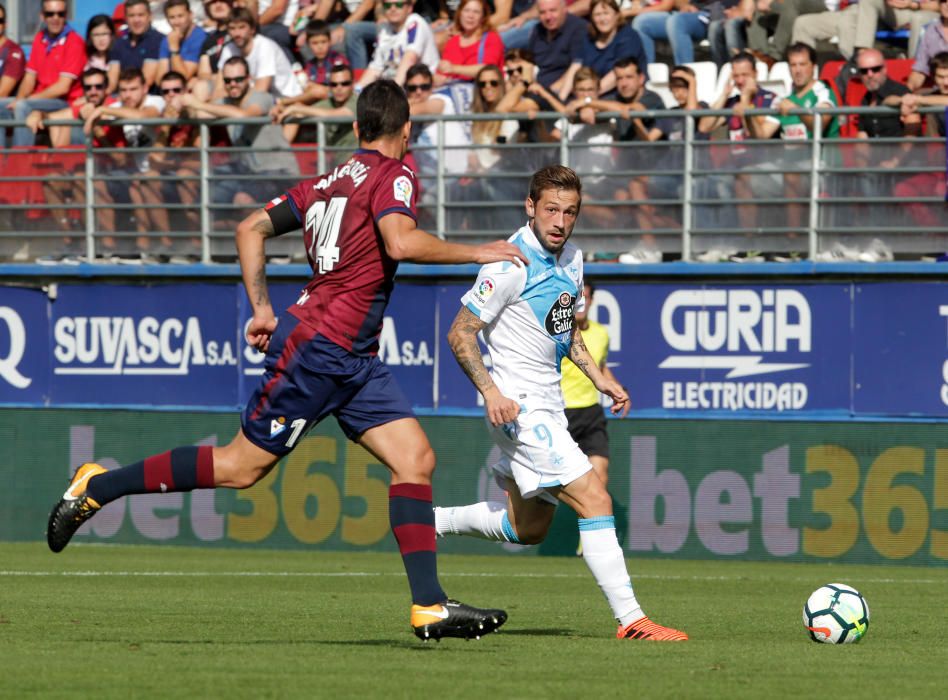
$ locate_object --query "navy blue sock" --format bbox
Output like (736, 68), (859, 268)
(389, 483), (446, 606)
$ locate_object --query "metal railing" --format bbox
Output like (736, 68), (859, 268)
(0, 105), (944, 263)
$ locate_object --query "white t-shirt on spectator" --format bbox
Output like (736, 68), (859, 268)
(369, 13), (440, 79)
(258, 0), (301, 28)
(413, 93), (469, 175)
(116, 94), (166, 172)
(220, 34), (303, 98)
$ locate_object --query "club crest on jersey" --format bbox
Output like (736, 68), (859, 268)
(472, 278), (495, 305)
(270, 417), (286, 437)
(545, 291), (575, 337)
(393, 175), (413, 207)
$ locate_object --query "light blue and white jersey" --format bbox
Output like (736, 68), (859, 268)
(461, 224), (584, 411)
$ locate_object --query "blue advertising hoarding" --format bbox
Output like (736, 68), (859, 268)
(2, 276), (948, 420)
(853, 282), (948, 416)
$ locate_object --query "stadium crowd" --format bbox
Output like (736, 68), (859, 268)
(1, 0), (946, 263)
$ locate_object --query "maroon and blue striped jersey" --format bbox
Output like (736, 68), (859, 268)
(266, 149), (418, 355)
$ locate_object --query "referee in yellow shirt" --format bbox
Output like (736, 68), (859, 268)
(561, 281), (629, 488)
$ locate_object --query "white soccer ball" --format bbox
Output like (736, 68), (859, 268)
(802, 583), (870, 644)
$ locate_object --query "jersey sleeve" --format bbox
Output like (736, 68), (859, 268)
(460, 261), (526, 325)
(371, 161), (417, 222)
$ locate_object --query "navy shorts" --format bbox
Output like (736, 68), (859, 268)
(241, 315), (414, 456)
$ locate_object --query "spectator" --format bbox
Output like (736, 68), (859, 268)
(356, 0), (440, 88)
(0, 3), (26, 99)
(145, 0), (208, 35)
(274, 62), (357, 150)
(27, 68), (116, 246)
(907, 0), (948, 91)
(709, 0), (754, 67)
(551, 67), (615, 198)
(500, 47), (562, 142)
(435, 0), (505, 86)
(496, 0), (542, 51)
(621, 0), (676, 66)
(854, 47), (911, 140)
(84, 15), (120, 95)
(892, 51), (948, 227)
(775, 43), (838, 233)
(84, 67), (165, 255)
(218, 6), (304, 98)
(254, 0), (301, 53)
(528, 0), (588, 92)
(197, 0), (235, 78)
(405, 63), (469, 180)
(0, 0), (86, 149)
(180, 56), (299, 212)
(849, 0), (938, 60)
(139, 70), (203, 256)
(747, 0), (828, 67)
(158, 0), (209, 83)
(699, 52), (781, 234)
(560, 0), (646, 100)
(665, 1), (732, 65)
(790, 2), (859, 60)
(111, 0), (164, 90)
(333, 0), (384, 70)
(277, 19), (349, 108)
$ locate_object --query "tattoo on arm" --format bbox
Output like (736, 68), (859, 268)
(251, 210), (276, 238)
(448, 308), (495, 394)
(569, 327), (593, 377)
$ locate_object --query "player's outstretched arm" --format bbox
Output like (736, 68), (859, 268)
(447, 307), (520, 426)
(236, 208), (278, 352)
(570, 324), (629, 415)
(378, 213), (527, 266)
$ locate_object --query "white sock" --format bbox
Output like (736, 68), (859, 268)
(579, 516), (644, 627)
(434, 502), (520, 543)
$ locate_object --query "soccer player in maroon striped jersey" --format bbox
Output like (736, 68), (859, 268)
(47, 79), (527, 642)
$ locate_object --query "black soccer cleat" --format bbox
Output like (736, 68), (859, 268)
(47, 463), (107, 553)
(410, 599), (508, 641)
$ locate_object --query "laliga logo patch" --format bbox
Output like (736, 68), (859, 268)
(473, 278), (495, 304)
(393, 175), (413, 207)
(545, 292), (575, 337)
(270, 417), (287, 437)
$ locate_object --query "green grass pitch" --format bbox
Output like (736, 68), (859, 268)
(0, 543), (944, 699)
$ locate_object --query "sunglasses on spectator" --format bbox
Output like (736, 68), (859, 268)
(505, 66), (522, 75)
(383, 1), (409, 8)
(478, 79), (500, 88)
(44, 10), (67, 18)
(0, 17), (6, 25)
(83, 82), (106, 91)
(406, 83), (431, 92)
(161, 86), (184, 95)
(329, 80), (352, 87)
(858, 65), (884, 75)
(223, 75), (248, 84)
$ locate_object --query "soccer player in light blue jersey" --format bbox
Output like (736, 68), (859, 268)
(438, 164), (688, 641)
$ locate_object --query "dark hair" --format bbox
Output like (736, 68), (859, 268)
(164, 0), (191, 13)
(504, 48), (535, 64)
(614, 56), (640, 72)
(528, 165), (582, 207)
(787, 42), (817, 65)
(930, 51), (948, 74)
(160, 70), (186, 85)
(81, 67), (108, 84)
(124, 0), (150, 11)
(118, 67), (146, 84)
(222, 55), (250, 74)
(329, 63), (352, 78)
(731, 51), (756, 70)
(85, 14), (115, 57)
(229, 6), (257, 30)
(406, 63), (433, 82)
(671, 64), (695, 78)
(305, 19), (331, 40)
(584, 279), (596, 296)
(357, 79), (409, 142)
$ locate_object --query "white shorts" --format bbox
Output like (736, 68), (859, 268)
(488, 406), (593, 506)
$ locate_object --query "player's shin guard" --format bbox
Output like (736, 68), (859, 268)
(578, 516), (644, 627)
(434, 502), (520, 543)
(85, 446), (215, 506)
(390, 483), (447, 606)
